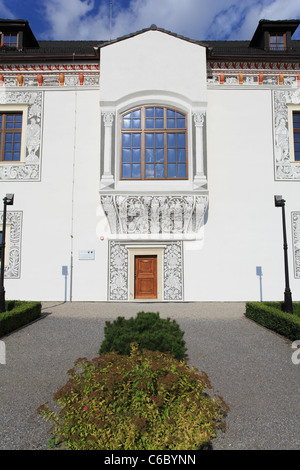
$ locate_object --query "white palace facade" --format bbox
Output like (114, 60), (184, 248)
(1, 18), (300, 302)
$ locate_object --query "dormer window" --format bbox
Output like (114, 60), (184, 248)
(269, 33), (286, 51)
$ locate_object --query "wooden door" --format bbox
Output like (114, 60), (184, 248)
(135, 255), (157, 299)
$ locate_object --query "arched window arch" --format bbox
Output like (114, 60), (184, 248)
(120, 105), (187, 180)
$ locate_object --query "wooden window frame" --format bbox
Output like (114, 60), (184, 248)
(120, 105), (188, 180)
(0, 111), (23, 163)
(1, 32), (19, 48)
(269, 32), (286, 51)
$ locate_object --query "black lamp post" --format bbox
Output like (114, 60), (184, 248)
(274, 195), (293, 314)
(0, 194), (14, 313)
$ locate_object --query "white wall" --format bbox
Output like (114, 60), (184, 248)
(3, 87), (105, 302)
(100, 31), (207, 106)
(184, 88), (300, 301)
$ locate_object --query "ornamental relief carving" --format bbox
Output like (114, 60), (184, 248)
(292, 212), (300, 279)
(164, 242), (183, 300)
(109, 242), (128, 300)
(0, 211), (22, 278)
(101, 195), (208, 238)
(0, 90), (43, 181)
(273, 89), (300, 180)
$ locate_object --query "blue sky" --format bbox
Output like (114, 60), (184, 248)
(2, 0), (300, 41)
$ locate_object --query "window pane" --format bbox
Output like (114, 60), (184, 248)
(132, 133), (141, 147)
(132, 148), (141, 162)
(132, 119), (141, 129)
(167, 133), (176, 147)
(146, 108), (154, 117)
(132, 164), (141, 178)
(13, 152), (20, 161)
(123, 118), (131, 129)
(167, 148), (176, 162)
(122, 134), (131, 147)
(168, 164), (176, 178)
(122, 148), (131, 162)
(294, 142), (300, 151)
(155, 148), (164, 162)
(145, 164), (154, 178)
(132, 109), (141, 118)
(155, 118), (164, 128)
(177, 148), (186, 162)
(177, 134), (185, 147)
(167, 109), (175, 118)
(145, 134), (154, 147)
(122, 164), (131, 178)
(155, 108), (164, 117)
(123, 112), (131, 119)
(155, 133), (164, 147)
(155, 164), (164, 178)
(177, 164), (186, 178)
(146, 148), (154, 162)
(167, 118), (175, 128)
(14, 142), (21, 151)
(177, 119), (185, 129)
(146, 119), (154, 129)
(5, 142), (12, 151)
(6, 133), (13, 142)
(295, 152), (300, 161)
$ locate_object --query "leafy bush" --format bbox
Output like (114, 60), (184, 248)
(99, 311), (186, 361)
(245, 302), (300, 341)
(38, 344), (229, 450)
(0, 301), (41, 337)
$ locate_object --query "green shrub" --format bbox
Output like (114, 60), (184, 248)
(38, 343), (229, 450)
(0, 301), (41, 337)
(245, 302), (300, 341)
(99, 311), (187, 361)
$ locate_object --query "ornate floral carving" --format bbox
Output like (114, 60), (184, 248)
(101, 195), (208, 238)
(164, 242), (183, 300)
(273, 89), (300, 180)
(0, 90), (43, 181)
(292, 212), (300, 279)
(0, 211), (22, 278)
(109, 242), (128, 300)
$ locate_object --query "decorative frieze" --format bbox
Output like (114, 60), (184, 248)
(0, 64), (100, 87)
(208, 62), (300, 86)
(0, 211), (22, 278)
(292, 212), (300, 279)
(0, 90), (42, 181)
(101, 194), (208, 239)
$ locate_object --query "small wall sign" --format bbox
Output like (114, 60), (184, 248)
(79, 249), (95, 260)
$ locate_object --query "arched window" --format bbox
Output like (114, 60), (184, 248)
(121, 105), (187, 180)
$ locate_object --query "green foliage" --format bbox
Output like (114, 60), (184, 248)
(245, 302), (300, 341)
(0, 301), (41, 337)
(99, 311), (187, 361)
(38, 344), (229, 450)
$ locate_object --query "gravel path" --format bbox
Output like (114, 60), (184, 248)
(0, 301), (299, 450)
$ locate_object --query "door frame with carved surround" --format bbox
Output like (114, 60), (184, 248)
(127, 245), (165, 301)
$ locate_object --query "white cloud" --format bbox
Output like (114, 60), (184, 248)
(39, 0), (300, 41)
(0, 0), (15, 19)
